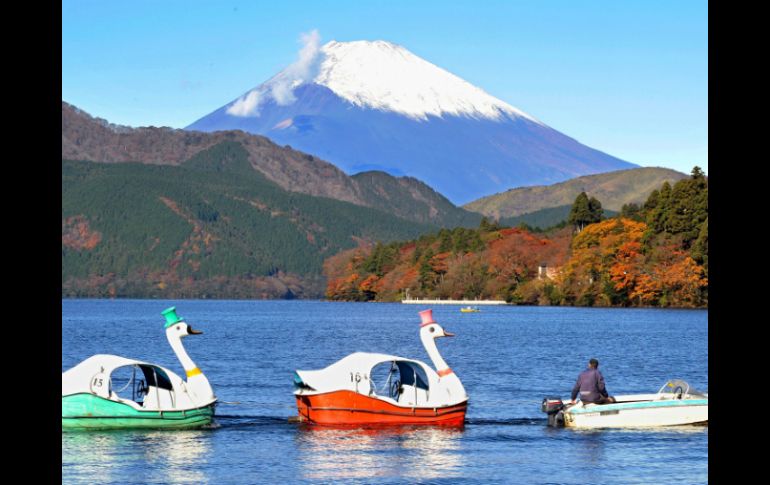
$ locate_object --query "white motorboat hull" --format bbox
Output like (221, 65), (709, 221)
(564, 401), (708, 428)
(563, 399), (708, 428)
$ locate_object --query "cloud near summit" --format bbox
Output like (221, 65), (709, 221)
(227, 30), (323, 117)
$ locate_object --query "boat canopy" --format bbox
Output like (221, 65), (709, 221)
(295, 352), (437, 395)
(62, 354), (177, 397)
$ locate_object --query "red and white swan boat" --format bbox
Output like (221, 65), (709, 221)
(293, 309), (468, 426)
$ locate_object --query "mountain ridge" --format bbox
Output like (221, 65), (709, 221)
(464, 167), (689, 219)
(63, 100), (479, 227)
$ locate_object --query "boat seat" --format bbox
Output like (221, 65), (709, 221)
(397, 384), (430, 407)
(108, 391), (145, 410)
(140, 387), (176, 410)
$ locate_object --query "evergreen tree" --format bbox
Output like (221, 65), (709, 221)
(620, 203), (642, 221)
(643, 189), (660, 212)
(479, 216), (501, 232)
(438, 229), (452, 252)
(691, 217), (708, 274)
(662, 168), (708, 247)
(588, 196), (604, 222)
(363, 242), (384, 274)
(452, 228), (470, 253)
(568, 192), (592, 232)
(569, 192), (603, 232)
(419, 248), (435, 290)
(691, 166), (706, 179)
(646, 181), (672, 234)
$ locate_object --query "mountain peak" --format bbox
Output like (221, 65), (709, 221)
(229, 39), (540, 123)
(315, 39), (540, 122)
(324, 39), (403, 51)
(189, 39), (636, 203)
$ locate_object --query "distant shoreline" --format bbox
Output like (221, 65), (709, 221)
(60, 296), (707, 310)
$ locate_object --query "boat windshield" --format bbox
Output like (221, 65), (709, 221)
(139, 365), (173, 390)
(370, 360), (430, 400)
(109, 364), (173, 403)
(657, 379), (707, 398)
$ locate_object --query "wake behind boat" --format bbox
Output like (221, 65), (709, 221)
(542, 379), (707, 428)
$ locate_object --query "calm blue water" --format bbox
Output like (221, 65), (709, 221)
(62, 300), (708, 484)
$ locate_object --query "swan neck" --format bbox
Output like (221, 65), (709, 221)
(421, 332), (449, 372)
(166, 332), (196, 372)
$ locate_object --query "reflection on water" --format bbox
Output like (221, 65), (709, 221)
(295, 425), (465, 481)
(62, 430), (211, 484)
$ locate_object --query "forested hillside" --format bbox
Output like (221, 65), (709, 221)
(324, 168), (708, 308)
(62, 142), (434, 298)
(63, 101), (480, 228)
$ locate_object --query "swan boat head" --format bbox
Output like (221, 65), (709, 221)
(162, 307), (216, 402)
(417, 309), (467, 402)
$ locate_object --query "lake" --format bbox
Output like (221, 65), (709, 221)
(62, 300), (708, 484)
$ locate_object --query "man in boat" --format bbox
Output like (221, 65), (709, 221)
(570, 358), (616, 405)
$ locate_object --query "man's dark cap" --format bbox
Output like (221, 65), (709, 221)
(589, 358), (599, 367)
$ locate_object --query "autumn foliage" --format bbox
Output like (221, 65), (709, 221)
(324, 168), (708, 308)
(325, 222), (572, 303)
(62, 215), (102, 251)
(554, 217), (706, 307)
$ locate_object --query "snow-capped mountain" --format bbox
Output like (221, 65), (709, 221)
(187, 40), (636, 204)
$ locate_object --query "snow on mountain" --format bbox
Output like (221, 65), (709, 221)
(314, 40), (539, 122)
(188, 39), (636, 204)
(229, 40), (538, 123)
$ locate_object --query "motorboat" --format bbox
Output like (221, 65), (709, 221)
(542, 379), (707, 428)
(460, 306), (480, 313)
(293, 309), (468, 426)
(62, 307), (217, 430)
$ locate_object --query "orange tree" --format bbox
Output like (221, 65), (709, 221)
(558, 218), (646, 306)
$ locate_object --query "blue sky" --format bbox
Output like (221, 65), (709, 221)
(62, 0), (707, 174)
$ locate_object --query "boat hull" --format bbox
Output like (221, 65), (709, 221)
(295, 390), (467, 426)
(563, 399), (708, 429)
(62, 393), (215, 431)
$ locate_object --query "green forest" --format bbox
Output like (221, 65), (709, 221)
(62, 141), (434, 298)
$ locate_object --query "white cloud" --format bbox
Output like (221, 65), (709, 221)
(226, 29), (323, 117)
(226, 89), (263, 116)
(270, 81), (296, 105)
(270, 29), (323, 106)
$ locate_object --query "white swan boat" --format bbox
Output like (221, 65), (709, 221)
(542, 379), (708, 428)
(293, 309), (468, 426)
(62, 307), (217, 430)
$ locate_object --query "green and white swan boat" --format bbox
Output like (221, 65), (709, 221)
(62, 307), (217, 431)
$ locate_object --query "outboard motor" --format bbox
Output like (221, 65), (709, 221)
(542, 397), (565, 427)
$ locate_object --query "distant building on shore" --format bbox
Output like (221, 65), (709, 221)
(538, 262), (561, 280)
